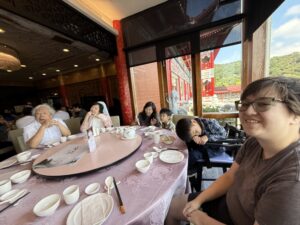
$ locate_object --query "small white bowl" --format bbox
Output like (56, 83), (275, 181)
(0, 189), (20, 201)
(143, 152), (154, 164)
(33, 194), (61, 217)
(63, 185), (80, 205)
(16, 151), (32, 163)
(0, 179), (12, 195)
(135, 159), (151, 173)
(85, 183), (100, 195)
(10, 170), (31, 184)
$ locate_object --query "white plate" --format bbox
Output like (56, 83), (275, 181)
(0, 158), (17, 169)
(121, 135), (137, 140)
(67, 193), (114, 225)
(159, 150), (184, 164)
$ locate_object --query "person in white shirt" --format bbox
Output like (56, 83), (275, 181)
(80, 102), (112, 132)
(23, 104), (71, 148)
(16, 106), (35, 129)
(53, 103), (70, 121)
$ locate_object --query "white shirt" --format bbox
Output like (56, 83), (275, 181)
(53, 110), (70, 121)
(23, 119), (67, 145)
(16, 116), (35, 129)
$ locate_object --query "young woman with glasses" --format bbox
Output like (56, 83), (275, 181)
(166, 76), (300, 225)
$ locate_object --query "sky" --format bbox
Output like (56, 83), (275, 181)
(215, 0), (299, 64)
(270, 0), (300, 57)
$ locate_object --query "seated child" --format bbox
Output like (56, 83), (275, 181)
(159, 108), (175, 132)
(176, 118), (227, 168)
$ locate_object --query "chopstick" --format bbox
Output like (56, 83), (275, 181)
(113, 177), (125, 214)
(0, 191), (30, 213)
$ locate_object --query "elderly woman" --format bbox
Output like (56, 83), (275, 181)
(166, 76), (300, 225)
(23, 104), (71, 148)
(80, 102), (112, 132)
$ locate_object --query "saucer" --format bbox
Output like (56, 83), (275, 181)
(121, 135), (137, 140)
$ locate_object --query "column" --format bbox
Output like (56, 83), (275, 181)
(58, 74), (69, 107)
(113, 20), (133, 125)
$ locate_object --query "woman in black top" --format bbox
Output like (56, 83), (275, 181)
(136, 101), (160, 127)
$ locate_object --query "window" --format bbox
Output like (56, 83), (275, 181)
(269, 0), (300, 78)
(130, 62), (161, 115)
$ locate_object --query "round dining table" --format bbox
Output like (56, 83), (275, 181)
(0, 127), (188, 225)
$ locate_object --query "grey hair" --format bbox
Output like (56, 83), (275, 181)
(32, 104), (56, 117)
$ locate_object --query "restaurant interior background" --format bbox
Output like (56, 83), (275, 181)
(0, 0), (298, 126)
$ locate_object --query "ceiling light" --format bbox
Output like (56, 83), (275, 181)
(42, 73), (46, 76)
(28, 76), (33, 80)
(56, 69), (60, 72)
(95, 58), (100, 61)
(7, 69), (12, 72)
(0, 28), (5, 34)
(21, 64), (26, 68)
(63, 48), (70, 52)
(0, 44), (21, 71)
(74, 64), (78, 67)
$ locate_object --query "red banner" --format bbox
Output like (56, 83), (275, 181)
(201, 51), (215, 97)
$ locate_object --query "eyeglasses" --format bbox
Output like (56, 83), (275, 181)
(235, 97), (285, 112)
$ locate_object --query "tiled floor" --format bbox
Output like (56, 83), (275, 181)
(201, 167), (224, 190)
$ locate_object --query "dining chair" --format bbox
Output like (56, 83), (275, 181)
(64, 117), (81, 134)
(188, 125), (246, 192)
(8, 128), (24, 153)
(111, 115), (120, 127)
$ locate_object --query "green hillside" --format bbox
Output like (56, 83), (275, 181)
(213, 52), (300, 87)
(214, 61), (241, 87)
(269, 52), (300, 78)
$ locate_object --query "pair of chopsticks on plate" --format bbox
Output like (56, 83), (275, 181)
(113, 177), (125, 214)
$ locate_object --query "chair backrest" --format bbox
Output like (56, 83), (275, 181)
(64, 117), (81, 134)
(111, 115), (120, 127)
(8, 128), (25, 153)
(172, 114), (198, 126)
(17, 135), (29, 152)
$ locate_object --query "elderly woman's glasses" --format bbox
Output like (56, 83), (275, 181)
(235, 97), (285, 112)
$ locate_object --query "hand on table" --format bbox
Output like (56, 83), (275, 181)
(150, 118), (157, 125)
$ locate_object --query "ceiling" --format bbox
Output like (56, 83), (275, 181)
(0, 0), (166, 85)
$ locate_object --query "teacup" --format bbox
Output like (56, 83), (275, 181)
(60, 136), (67, 143)
(123, 128), (136, 139)
(153, 133), (160, 144)
(16, 151), (32, 163)
(63, 185), (80, 205)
